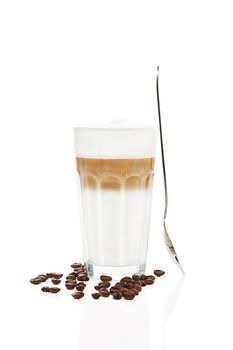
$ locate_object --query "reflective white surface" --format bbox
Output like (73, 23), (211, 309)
(1, 0), (233, 348)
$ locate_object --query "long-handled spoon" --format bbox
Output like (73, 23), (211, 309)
(156, 66), (184, 274)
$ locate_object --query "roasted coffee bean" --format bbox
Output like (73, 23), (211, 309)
(71, 263), (83, 269)
(133, 281), (142, 287)
(121, 287), (129, 293)
(53, 273), (63, 279)
(49, 287), (60, 293)
(30, 278), (43, 285)
(73, 268), (85, 275)
(130, 288), (139, 296)
(66, 274), (76, 280)
(126, 283), (138, 290)
(76, 282), (86, 291)
(132, 274), (140, 281)
(92, 293), (101, 300)
(125, 281), (134, 289)
(154, 270), (165, 277)
(76, 285), (85, 292)
(140, 280), (146, 287)
(52, 279), (61, 285)
(65, 282), (76, 290)
(98, 282), (111, 289)
(46, 272), (58, 278)
(94, 285), (100, 291)
(41, 286), (50, 292)
(99, 288), (110, 297)
(133, 284), (142, 292)
(115, 282), (125, 289)
(120, 276), (132, 283)
(112, 291), (122, 300)
(37, 274), (48, 282)
(72, 291), (84, 299)
(100, 275), (112, 282)
(74, 266), (85, 271)
(110, 287), (120, 294)
(123, 291), (135, 300)
(77, 274), (89, 282)
(140, 274), (147, 280)
(145, 275), (155, 280)
(144, 278), (155, 285)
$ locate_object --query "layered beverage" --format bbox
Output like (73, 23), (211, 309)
(74, 126), (157, 277)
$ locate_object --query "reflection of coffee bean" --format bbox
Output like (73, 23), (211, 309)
(98, 282), (111, 289)
(71, 263), (83, 269)
(123, 291), (135, 300)
(52, 279), (61, 285)
(100, 275), (112, 282)
(49, 287), (60, 294)
(41, 286), (50, 292)
(154, 270), (165, 277)
(99, 288), (110, 297)
(112, 291), (122, 300)
(92, 293), (101, 300)
(72, 291), (84, 299)
(77, 274), (89, 282)
(120, 276), (132, 283)
(76, 282), (86, 291)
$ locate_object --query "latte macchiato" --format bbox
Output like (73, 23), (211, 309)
(74, 126), (157, 277)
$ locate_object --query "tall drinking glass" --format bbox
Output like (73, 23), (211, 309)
(74, 126), (158, 278)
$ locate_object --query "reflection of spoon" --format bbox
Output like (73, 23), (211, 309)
(156, 66), (184, 274)
(162, 277), (185, 323)
(162, 277), (185, 350)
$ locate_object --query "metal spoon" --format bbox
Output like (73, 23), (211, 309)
(156, 66), (184, 274)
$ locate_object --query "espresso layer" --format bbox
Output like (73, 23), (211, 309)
(76, 158), (154, 190)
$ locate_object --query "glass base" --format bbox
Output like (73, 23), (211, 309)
(85, 261), (146, 280)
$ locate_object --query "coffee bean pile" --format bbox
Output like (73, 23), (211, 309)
(30, 263), (165, 301)
(65, 263), (88, 299)
(30, 272), (63, 293)
(91, 273), (160, 301)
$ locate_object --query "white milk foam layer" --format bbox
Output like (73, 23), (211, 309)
(73, 125), (157, 159)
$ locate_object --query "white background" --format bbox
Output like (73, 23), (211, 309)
(0, 1), (233, 349)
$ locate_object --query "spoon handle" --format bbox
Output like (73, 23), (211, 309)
(156, 66), (184, 273)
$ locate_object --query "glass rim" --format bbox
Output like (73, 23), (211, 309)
(73, 126), (158, 132)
